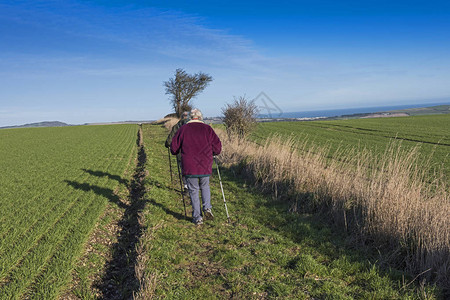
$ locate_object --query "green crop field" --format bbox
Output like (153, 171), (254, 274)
(252, 114), (450, 177)
(0, 125), (138, 299)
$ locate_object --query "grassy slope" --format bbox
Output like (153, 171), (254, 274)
(251, 114), (450, 177)
(140, 124), (438, 299)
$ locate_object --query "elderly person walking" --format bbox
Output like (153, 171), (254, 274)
(170, 109), (222, 225)
(165, 111), (190, 193)
(164, 111), (189, 148)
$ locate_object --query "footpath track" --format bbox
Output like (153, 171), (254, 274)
(132, 124), (439, 299)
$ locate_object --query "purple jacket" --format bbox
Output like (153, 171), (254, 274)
(170, 120), (222, 176)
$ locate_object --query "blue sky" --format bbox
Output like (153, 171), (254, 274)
(1, 0), (450, 126)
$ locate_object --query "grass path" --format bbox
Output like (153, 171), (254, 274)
(139, 124), (438, 299)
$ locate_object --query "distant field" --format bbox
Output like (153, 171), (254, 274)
(390, 104), (450, 116)
(251, 114), (450, 177)
(0, 125), (137, 299)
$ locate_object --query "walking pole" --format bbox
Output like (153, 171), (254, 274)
(176, 158), (188, 218)
(214, 157), (231, 223)
(168, 148), (174, 186)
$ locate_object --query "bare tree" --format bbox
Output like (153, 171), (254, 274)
(164, 69), (213, 117)
(222, 96), (259, 138)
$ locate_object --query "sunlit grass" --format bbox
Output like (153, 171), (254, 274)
(0, 125), (138, 299)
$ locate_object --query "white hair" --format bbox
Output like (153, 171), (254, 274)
(190, 108), (203, 120)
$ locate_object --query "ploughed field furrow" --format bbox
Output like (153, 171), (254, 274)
(0, 124), (138, 299)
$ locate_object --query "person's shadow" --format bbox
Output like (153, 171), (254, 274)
(64, 179), (128, 209)
(81, 168), (129, 185)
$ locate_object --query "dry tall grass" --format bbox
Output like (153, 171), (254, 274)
(216, 129), (449, 289)
(153, 117), (179, 130)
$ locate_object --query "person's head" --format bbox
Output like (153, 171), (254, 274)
(190, 108), (203, 120)
(181, 111), (189, 120)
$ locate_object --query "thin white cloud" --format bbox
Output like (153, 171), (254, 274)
(0, 1), (268, 74)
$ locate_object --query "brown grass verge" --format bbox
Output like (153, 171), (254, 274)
(215, 128), (449, 290)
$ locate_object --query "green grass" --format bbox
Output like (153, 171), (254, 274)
(251, 114), (450, 177)
(139, 124), (439, 299)
(0, 125), (138, 299)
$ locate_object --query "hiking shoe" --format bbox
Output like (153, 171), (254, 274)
(194, 218), (203, 226)
(204, 209), (214, 220)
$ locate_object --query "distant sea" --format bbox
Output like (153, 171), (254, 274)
(261, 102), (450, 119)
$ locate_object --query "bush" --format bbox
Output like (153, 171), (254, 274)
(222, 96), (258, 138)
